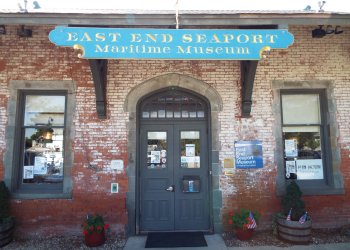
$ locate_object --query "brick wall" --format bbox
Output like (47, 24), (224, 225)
(0, 24), (349, 237)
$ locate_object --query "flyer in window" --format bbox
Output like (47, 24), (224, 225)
(296, 159), (323, 180)
(181, 156), (200, 168)
(285, 160), (296, 178)
(186, 144), (195, 157)
(285, 139), (298, 157)
(23, 165), (34, 179)
(150, 151), (161, 164)
(34, 156), (47, 175)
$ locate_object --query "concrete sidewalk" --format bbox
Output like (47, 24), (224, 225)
(123, 234), (350, 250)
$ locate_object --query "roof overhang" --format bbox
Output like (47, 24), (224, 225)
(0, 11), (350, 26)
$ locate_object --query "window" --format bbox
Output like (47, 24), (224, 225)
(16, 91), (67, 193)
(273, 81), (344, 195)
(140, 90), (206, 120)
(280, 89), (334, 191)
(5, 81), (75, 199)
(281, 93), (324, 180)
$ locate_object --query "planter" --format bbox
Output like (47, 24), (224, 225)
(84, 230), (105, 247)
(0, 217), (15, 247)
(235, 228), (254, 241)
(277, 217), (312, 244)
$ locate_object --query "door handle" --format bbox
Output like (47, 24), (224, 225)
(165, 185), (175, 192)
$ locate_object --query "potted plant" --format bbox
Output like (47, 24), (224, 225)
(82, 214), (109, 247)
(0, 181), (15, 247)
(276, 181), (312, 244)
(227, 208), (260, 241)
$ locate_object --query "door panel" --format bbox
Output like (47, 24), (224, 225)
(140, 123), (209, 232)
(140, 125), (174, 231)
(174, 124), (209, 230)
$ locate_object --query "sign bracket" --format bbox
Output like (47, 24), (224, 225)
(89, 59), (108, 119)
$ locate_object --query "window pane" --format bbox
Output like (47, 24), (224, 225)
(24, 96), (65, 126)
(282, 94), (320, 124)
(141, 90), (206, 120)
(283, 126), (320, 132)
(197, 111), (205, 118)
(158, 110), (165, 118)
(283, 127), (324, 180)
(142, 112), (150, 118)
(147, 132), (167, 170)
(23, 128), (64, 184)
(180, 131), (200, 168)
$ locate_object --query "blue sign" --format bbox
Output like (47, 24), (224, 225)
(49, 27), (294, 60)
(235, 140), (263, 169)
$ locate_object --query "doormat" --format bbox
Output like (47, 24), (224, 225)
(145, 232), (207, 248)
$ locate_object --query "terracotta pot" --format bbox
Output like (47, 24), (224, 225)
(84, 230), (105, 247)
(235, 228), (254, 241)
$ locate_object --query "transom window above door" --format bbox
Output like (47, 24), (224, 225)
(140, 89), (207, 119)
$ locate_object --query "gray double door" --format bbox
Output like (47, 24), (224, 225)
(140, 122), (210, 232)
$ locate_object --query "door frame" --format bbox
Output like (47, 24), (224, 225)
(124, 73), (223, 235)
(136, 87), (212, 233)
(139, 121), (210, 232)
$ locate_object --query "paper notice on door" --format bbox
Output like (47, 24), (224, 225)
(150, 151), (161, 164)
(186, 144), (195, 157)
(181, 156), (200, 168)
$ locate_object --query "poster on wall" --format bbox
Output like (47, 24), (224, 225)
(223, 158), (234, 175)
(296, 159), (323, 180)
(234, 140), (263, 169)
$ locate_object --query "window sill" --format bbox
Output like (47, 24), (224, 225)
(11, 192), (72, 200)
(300, 187), (345, 196)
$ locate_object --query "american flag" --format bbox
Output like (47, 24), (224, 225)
(286, 208), (292, 221)
(247, 211), (257, 229)
(299, 212), (308, 224)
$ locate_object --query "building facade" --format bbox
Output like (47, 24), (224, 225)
(0, 10), (350, 237)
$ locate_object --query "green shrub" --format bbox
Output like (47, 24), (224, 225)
(281, 181), (305, 221)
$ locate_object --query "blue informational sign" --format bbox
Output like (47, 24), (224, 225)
(235, 140), (263, 169)
(49, 27), (294, 60)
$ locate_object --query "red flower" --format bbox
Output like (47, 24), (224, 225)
(83, 230), (88, 236)
(96, 225), (102, 231)
(228, 212), (234, 217)
(104, 224), (109, 230)
(228, 219), (233, 225)
(89, 225), (94, 231)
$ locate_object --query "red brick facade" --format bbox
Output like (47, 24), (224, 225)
(0, 24), (349, 237)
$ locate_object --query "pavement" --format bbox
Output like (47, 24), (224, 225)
(123, 234), (350, 250)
